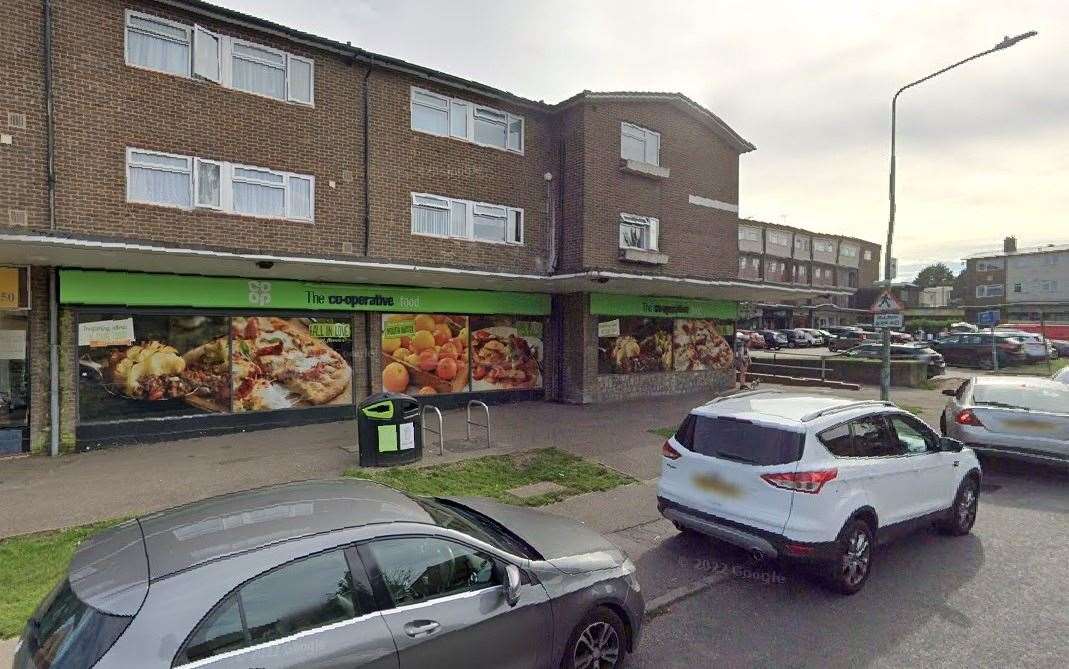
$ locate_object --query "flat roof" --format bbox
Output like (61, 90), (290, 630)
(966, 243), (1069, 260)
(137, 479), (433, 578)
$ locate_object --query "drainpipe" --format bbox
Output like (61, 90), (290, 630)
(362, 61), (374, 256)
(545, 172), (556, 274)
(44, 0), (61, 456)
(49, 271), (60, 456)
(43, 0), (56, 231)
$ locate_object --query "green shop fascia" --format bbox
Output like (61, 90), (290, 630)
(60, 270), (551, 445)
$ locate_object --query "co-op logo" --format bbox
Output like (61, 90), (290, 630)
(248, 280), (272, 306)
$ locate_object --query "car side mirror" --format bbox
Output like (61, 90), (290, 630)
(942, 389), (957, 397)
(504, 564), (522, 607)
(939, 436), (964, 452)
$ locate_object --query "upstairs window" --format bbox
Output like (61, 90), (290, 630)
(411, 193), (523, 245)
(863, 249), (873, 261)
(975, 284), (1004, 298)
(795, 236), (811, 254)
(738, 227), (761, 243)
(410, 87), (524, 154)
(126, 148), (313, 222)
(125, 11), (314, 106)
(977, 259), (1004, 271)
(125, 12), (191, 77)
(620, 122), (660, 166)
(619, 213), (659, 252)
(814, 239), (835, 254)
(767, 230), (791, 247)
(840, 245), (859, 258)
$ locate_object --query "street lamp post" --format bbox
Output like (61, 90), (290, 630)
(880, 31), (1037, 400)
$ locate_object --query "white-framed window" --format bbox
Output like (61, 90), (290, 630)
(840, 245), (859, 258)
(126, 149), (193, 208)
(975, 284), (1004, 298)
(125, 11), (192, 77)
(814, 239), (835, 254)
(619, 214), (659, 252)
(977, 259), (1004, 271)
(1013, 282), (1023, 293)
(1040, 280), (1058, 293)
(863, 249), (873, 261)
(620, 122), (660, 166)
(767, 230), (791, 246)
(738, 226), (761, 242)
(409, 87), (524, 154)
(125, 11), (314, 106)
(126, 148), (313, 222)
(410, 193), (523, 245)
(795, 236), (810, 253)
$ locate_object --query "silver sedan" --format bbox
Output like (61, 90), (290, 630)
(940, 376), (1069, 466)
(15, 480), (643, 669)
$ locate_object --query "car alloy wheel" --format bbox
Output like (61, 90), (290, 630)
(841, 528), (870, 587)
(941, 478), (979, 535)
(573, 621), (620, 669)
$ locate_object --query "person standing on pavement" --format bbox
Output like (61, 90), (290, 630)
(734, 334), (752, 389)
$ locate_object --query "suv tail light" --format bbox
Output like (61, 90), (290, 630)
(662, 440), (682, 460)
(761, 469), (837, 494)
(955, 409), (984, 427)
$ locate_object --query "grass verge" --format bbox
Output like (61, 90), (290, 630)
(344, 448), (633, 507)
(0, 520), (120, 639)
(649, 426), (676, 439)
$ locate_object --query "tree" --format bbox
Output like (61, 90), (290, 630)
(913, 262), (956, 288)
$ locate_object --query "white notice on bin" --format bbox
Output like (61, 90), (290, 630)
(399, 422), (415, 451)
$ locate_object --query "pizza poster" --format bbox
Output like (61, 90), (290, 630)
(380, 314), (470, 396)
(77, 314), (354, 423)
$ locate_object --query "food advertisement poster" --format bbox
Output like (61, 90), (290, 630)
(469, 316), (543, 391)
(672, 319), (734, 371)
(597, 317), (672, 375)
(381, 314), (470, 396)
(78, 314), (354, 422)
(229, 316), (353, 413)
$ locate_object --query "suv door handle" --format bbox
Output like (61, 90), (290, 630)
(403, 620), (441, 638)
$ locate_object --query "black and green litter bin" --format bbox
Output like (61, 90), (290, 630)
(357, 392), (422, 467)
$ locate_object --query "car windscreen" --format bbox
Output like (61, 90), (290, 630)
(414, 497), (541, 559)
(973, 383), (1069, 414)
(24, 579), (133, 669)
(674, 414), (804, 465)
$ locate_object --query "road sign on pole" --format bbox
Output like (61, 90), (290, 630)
(871, 290), (905, 314)
(874, 313), (904, 329)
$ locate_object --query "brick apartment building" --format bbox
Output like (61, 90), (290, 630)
(1, 0), (875, 454)
(961, 236), (1069, 326)
(736, 219), (882, 328)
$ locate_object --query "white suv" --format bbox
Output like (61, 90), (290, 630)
(657, 391), (981, 594)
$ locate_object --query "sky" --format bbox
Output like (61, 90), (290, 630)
(215, 0), (1068, 281)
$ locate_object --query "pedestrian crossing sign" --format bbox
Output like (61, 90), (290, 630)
(871, 290), (904, 313)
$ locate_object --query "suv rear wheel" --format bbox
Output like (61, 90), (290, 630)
(825, 519), (873, 595)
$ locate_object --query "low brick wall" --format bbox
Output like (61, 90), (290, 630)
(593, 369), (734, 403)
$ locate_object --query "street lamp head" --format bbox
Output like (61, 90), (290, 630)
(995, 31), (1038, 50)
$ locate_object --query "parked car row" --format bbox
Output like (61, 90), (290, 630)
(838, 342), (946, 377)
(929, 332), (1038, 369)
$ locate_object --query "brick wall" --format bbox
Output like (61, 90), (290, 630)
(0, 0), (49, 230)
(575, 100), (742, 279)
(366, 69), (556, 274)
(27, 267), (52, 453)
(964, 257), (1005, 307)
(45, 0), (365, 258)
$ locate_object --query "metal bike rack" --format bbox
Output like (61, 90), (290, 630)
(466, 400), (491, 449)
(421, 404), (445, 456)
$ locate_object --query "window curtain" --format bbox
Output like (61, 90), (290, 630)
(129, 167), (191, 207)
(196, 161), (221, 208)
(412, 199), (450, 236)
(288, 177), (312, 220)
(127, 29), (190, 76)
(473, 206), (506, 241)
(233, 54), (285, 99)
(234, 181), (284, 217)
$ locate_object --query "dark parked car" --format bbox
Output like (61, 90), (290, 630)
(1051, 340), (1069, 358)
(930, 333), (1026, 369)
(758, 329), (788, 350)
(777, 329), (807, 348)
(15, 480), (643, 669)
(828, 329), (873, 352)
(841, 343), (946, 377)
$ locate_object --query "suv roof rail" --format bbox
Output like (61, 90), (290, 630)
(800, 400), (895, 422)
(704, 389), (781, 405)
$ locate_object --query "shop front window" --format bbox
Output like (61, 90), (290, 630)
(0, 312), (29, 430)
(598, 317), (735, 375)
(77, 313), (355, 423)
(379, 313), (544, 397)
